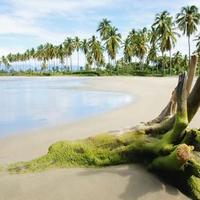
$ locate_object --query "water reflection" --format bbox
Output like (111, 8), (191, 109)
(0, 77), (136, 138)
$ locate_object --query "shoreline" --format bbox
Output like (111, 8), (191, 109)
(0, 76), (178, 164)
(0, 76), (193, 199)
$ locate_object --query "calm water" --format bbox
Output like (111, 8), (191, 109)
(0, 77), (136, 138)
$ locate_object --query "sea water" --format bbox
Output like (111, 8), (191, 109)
(0, 77), (136, 138)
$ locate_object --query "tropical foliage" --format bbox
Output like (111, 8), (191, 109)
(0, 5), (200, 76)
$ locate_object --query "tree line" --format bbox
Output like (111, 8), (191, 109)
(0, 5), (200, 76)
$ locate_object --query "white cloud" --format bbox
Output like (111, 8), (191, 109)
(0, 0), (200, 58)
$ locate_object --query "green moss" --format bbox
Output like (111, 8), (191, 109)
(7, 132), (155, 174)
(193, 131), (200, 151)
(187, 175), (200, 200)
(151, 144), (192, 172)
(7, 134), (124, 173)
(6, 129), (200, 199)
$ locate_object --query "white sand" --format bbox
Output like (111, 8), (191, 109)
(0, 76), (196, 200)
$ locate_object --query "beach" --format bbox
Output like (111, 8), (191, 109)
(0, 76), (196, 200)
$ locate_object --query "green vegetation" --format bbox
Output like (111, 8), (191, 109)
(7, 133), (147, 173)
(0, 5), (200, 76)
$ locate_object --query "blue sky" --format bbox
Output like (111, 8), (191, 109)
(0, 0), (200, 64)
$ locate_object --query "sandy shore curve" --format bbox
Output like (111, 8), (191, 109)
(0, 76), (195, 200)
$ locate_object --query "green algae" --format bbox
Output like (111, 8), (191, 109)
(7, 132), (153, 174)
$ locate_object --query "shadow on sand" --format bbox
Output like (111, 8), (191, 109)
(78, 164), (189, 200)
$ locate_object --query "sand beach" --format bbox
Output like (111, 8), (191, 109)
(0, 76), (196, 200)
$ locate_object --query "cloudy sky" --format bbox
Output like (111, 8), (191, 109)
(0, 0), (200, 61)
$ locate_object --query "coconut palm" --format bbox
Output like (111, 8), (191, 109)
(88, 35), (97, 68)
(176, 5), (200, 65)
(63, 37), (74, 71)
(92, 41), (105, 69)
(56, 44), (65, 68)
(73, 36), (81, 70)
(30, 47), (37, 68)
(96, 18), (111, 40)
(147, 27), (159, 70)
(133, 28), (148, 70)
(43, 43), (55, 71)
(1, 55), (10, 71)
(194, 33), (200, 53)
(123, 29), (137, 63)
(164, 17), (180, 75)
(88, 36), (104, 69)
(173, 51), (182, 65)
(147, 44), (159, 71)
(105, 26), (122, 67)
(6, 53), (13, 69)
(23, 52), (28, 71)
(81, 39), (89, 68)
(193, 33), (200, 74)
(152, 10), (172, 70)
(35, 44), (47, 71)
(86, 52), (93, 70)
(122, 37), (133, 63)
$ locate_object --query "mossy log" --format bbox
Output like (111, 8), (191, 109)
(6, 55), (200, 199)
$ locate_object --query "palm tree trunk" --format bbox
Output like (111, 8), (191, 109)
(162, 51), (165, 71)
(188, 35), (191, 70)
(77, 51), (79, 71)
(65, 57), (68, 71)
(169, 50), (172, 75)
(85, 56), (87, 69)
(70, 56), (72, 71)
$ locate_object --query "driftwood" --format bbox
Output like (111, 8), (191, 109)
(7, 55), (200, 199)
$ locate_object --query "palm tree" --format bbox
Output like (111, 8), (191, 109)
(43, 43), (55, 71)
(88, 35), (98, 68)
(15, 52), (22, 71)
(147, 44), (159, 72)
(1, 55), (10, 71)
(105, 26), (122, 68)
(133, 28), (148, 70)
(63, 37), (74, 71)
(35, 44), (47, 72)
(122, 37), (133, 63)
(152, 10), (171, 70)
(173, 51), (182, 65)
(73, 36), (81, 70)
(176, 5), (200, 65)
(6, 53), (13, 69)
(86, 52), (93, 70)
(122, 29), (136, 63)
(88, 36), (105, 69)
(56, 44), (65, 69)
(164, 17), (180, 75)
(92, 41), (104, 69)
(81, 39), (89, 68)
(96, 18), (111, 40)
(30, 47), (37, 69)
(182, 54), (189, 70)
(193, 34), (200, 74)
(147, 27), (159, 71)
(126, 29), (137, 69)
(194, 33), (200, 53)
